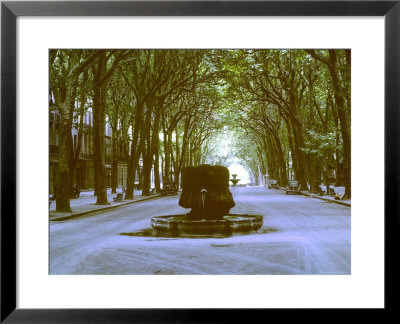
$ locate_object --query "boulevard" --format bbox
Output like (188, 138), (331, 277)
(49, 186), (351, 275)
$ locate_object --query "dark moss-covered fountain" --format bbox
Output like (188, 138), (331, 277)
(151, 165), (263, 237)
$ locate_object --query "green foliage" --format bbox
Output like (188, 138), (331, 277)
(50, 49), (351, 191)
(301, 130), (337, 157)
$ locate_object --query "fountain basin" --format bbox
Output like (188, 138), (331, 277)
(151, 214), (263, 237)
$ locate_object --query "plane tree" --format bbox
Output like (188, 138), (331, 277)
(49, 49), (99, 212)
(305, 49), (351, 198)
(106, 68), (134, 193)
(218, 49), (350, 195)
(49, 48), (352, 209)
(90, 50), (130, 205)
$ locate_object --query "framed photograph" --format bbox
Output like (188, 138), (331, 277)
(2, 0), (399, 322)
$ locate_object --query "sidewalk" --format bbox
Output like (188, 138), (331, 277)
(49, 188), (161, 221)
(49, 185), (350, 222)
(283, 185), (351, 207)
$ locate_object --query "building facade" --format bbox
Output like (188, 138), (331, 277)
(49, 107), (132, 194)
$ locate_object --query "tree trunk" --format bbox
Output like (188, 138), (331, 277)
(92, 52), (109, 205)
(54, 53), (81, 212)
(271, 132), (288, 186)
(290, 119), (308, 191)
(111, 134), (118, 194)
(163, 131), (173, 182)
(68, 73), (85, 197)
(328, 50), (351, 198)
(142, 123), (152, 196)
(125, 148), (136, 199)
(152, 109), (162, 192)
(125, 101), (144, 199)
(67, 102), (75, 198)
(306, 49), (351, 198)
(285, 119), (297, 180)
(174, 126), (181, 187)
(333, 110), (344, 186)
(308, 154), (321, 193)
(56, 118), (72, 212)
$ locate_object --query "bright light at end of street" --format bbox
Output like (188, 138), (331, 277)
(228, 162), (250, 184)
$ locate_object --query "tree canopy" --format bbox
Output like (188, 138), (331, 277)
(50, 49), (351, 211)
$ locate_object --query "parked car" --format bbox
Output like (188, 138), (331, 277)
(286, 180), (301, 194)
(268, 179), (278, 189)
(161, 182), (178, 196)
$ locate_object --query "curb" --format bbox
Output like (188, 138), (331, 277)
(50, 194), (162, 222)
(277, 187), (351, 207)
(300, 192), (351, 207)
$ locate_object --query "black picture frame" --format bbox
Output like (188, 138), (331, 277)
(1, 0), (399, 322)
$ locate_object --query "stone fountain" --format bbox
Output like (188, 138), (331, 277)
(229, 174), (240, 186)
(151, 165), (263, 237)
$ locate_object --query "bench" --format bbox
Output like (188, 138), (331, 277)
(113, 193), (123, 202)
(49, 194), (55, 208)
(327, 186), (335, 196)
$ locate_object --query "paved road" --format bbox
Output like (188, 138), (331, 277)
(49, 186), (351, 275)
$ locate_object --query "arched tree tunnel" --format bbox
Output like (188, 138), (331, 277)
(50, 49), (351, 212)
